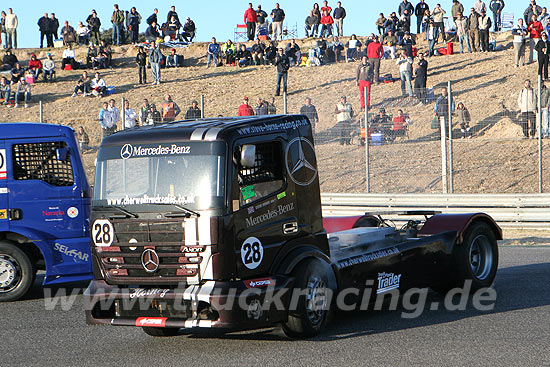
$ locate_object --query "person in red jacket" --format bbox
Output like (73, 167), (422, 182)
(238, 97), (255, 116)
(528, 14), (544, 64)
(244, 3), (258, 41)
(320, 9), (334, 38)
(27, 54), (43, 80)
(390, 109), (409, 141)
(366, 36), (383, 85)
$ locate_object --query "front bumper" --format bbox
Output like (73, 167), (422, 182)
(84, 276), (294, 330)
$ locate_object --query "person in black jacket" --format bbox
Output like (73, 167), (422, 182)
(415, 0), (430, 34)
(50, 13), (59, 39)
(536, 32), (550, 80)
(147, 8), (158, 25)
(236, 44), (252, 67)
(38, 13), (53, 48)
(300, 97), (319, 133)
(185, 100), (202, 119)
(167, 6), (179, 24)
(333, 1), (346, 37)
(274, 47), (290, 96)
(145, 22), (160, 42)
(413, 53), (428, 102)
(251, 39), (265, 65)
(86, 10), (101, 45)
(182, 18), (196, 42)
(265, 41), (277, 65)
(136, 47), (147, 84)
(1, 49), (18, 71)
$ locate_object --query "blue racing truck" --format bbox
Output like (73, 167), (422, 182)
(0, 123), (93, 301)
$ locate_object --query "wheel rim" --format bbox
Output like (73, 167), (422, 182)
(305, 275), (327, 326)
(0, 254), (22, 293)
(469, 235), (494, 281)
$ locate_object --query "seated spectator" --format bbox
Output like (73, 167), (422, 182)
(372, 108), (391, 134)
(256, 97), (268, 115)
(99, 41), (112, 68)
(91, 72), (107, 97)
(237, 96), (254, 116)
(166, 48), (184, 68)
(390, 109), (409, 140)
(346, 34), (362, 62)
(76, 22), (90, 45)
(61, 45), (76, 70)
(161, 94), (181, 122)
(0, 77), (11, 104)
(185, 100), (202, 119)
(265, 41), (277, 65)
(28, 54), (43, 80)
(383, 29), (398, 59)
(305, 10), (317, 38)
(77, 126), (90, 151)
(42, 53), (55, 82)
(330, 36), (345, 63)
(1, 49), (18, 71)
(124, 100), (138, 128)
(376, 13), (386, 37)
(11, 78), (31, 108)
(206, 37), (221, 68)
(320, 9), (334, 38)
(72, 71), (91, 97)
(10, 63), (24, 84)
(285, 40), (301, 65)
(145, 21), (160, 42)
(457, 102), (472, 138)
(182, 17), (196, 42)
(222, 40), (237, 65)
(165, 16), (181, 40)
(317, 37), (328, 58)
(236, 44), (252, 67)
(86, 44), (98, 68)
(251, 39), (266, 65)
(61, 21), (76, 45)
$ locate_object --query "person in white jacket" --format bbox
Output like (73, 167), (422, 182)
(123, 100), (138, 128)
(456, 14), (471, 53)
(517, 79), (537, 138)
(5, 8), (17, 49)
(396, 49), (413, 97)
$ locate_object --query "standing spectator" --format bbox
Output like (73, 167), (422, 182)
(517, 79), (537, 138)
(256, 5), (268, 33)
(139, 99), (150, 124)
(72, 71), (91, 97)
(87, 10), (101, 46)
(414, 53), (428, 102)
(376, 13), (387, 37)
(244, 3), (258, 41)
(167, 6), (179, 24)
(270, 3), (285, 41)
(478, 10), (492, 52)
(183, 18), (196, 42)
(305, 11), (317, 38)
(145, 21), (160, 42)
(149, 41), (163, 85)
(267, 97), (277, 114)
(321, 0), (332, 14)
(251, 39), (266, 65)
(312, 3), (322, 38)
(108, 99), (121, 130)
(5, 8), (17, 49)
(149, 104), (162, 124)
(185, 100), (202, 119)
(333, 1), (346, 37)
(50, 13), (59, 39)
(399, 31), (415, 58)
(528, 14), (543, 62)
(356, 56), (373, 110)
(42, 53), (55, 82)
(27, 54), (43, 80)
(335, 95), (354, 145)
(451, 1), (465, 24)
(537, 81), (550, 138)
(61, 45), (76, 70)
(320, 9), (334, 38)
(124, 100), (138, 128)
(468, 7), (480, 52)
(398, 0), (415, 22)
(161, 94), (180, 122)
(300, 97), (319, 134)
(524, 1), (542, 25)
(434, 87), (455, 135)
(367, 36), (383, 84)
(274, 47), (290, 96)
(415, 0), (429, 34)
(1, 11), (6, 49)
(256, 97), (268, 115)
(207, 37), (220, 68)
(456, 13), (471, 53)
(536, 32), (550, 79)
(396, 49), (413, 97)
(540, 8), (550, 36)
(77, 22), (90, 45)
(147, 8), (158, 26)
(12, 77), (30, 108)
(38, 13), (52, 48)
(91, 72), (107, 97)
(61, 21), (76, 45)
(346, 34), (362, 61)
(222, 40), (237, 65)
(474, 0), (487, 16)
(237, 97), (254, 116)
(98, 102), (111, 137)
(489, 0), (505, 32)
(77, 126), (90, 151)
(432, 4), (446, 42)
(111, 4), (125, 46)
(456, 102), (472, 139)
(128, 7), (141, 44)
(0, 77), (10, 103)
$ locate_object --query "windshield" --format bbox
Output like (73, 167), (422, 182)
(94, 142), (225, 210)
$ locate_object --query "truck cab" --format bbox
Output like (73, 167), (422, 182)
(0, 123), (92, 301)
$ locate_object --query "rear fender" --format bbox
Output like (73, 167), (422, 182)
(418, 213), (502, 243)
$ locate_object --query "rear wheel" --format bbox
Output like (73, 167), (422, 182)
(142, 327), (180, 337)
(0, 241), (36, 302)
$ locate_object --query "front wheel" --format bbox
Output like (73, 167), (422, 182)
(0, 241), (36, 302)
(142, 327), (180, 337)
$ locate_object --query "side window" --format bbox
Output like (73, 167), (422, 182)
(236, 141), (284, 206)
(12, 141), (75, 186)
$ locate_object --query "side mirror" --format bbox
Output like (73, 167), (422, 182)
(56, 147), (69, 161)
(240, 145), (256, 168)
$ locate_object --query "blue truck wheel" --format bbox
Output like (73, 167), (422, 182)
(0, 241), (36, 302)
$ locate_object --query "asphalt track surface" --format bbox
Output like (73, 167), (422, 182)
(2, 246), (549, 366)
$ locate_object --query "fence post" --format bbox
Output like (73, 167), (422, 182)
(538, 75), (543, 193)
(448, 81), (454, 193)
(39, 101), (43, 123)
(200, 94), (205, 118)
(121, 97), (126, 130)
(440, 114), (448, 194)
(364, 87), (370, 193)
(283, 92), (288, 114)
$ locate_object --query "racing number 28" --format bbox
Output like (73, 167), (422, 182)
(241, 237), (264, 270)
(92, 220), (114, 247)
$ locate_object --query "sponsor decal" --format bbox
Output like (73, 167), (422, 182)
(106, 194), (195, 206)
(336, 247), (400, 270)
(277, 191), (286, 200)
(181, 245), (205, 253)
(0, 149), (6, 179)
(129, 288), (170, 299)
(255, 198), (276, 210)
(241, 237), (264, 270)
(92, 219), (115, 247)
(243, 278), (274, 288)
(247, 299), (263, 320)
(236, 119), (309, 135)
(135, 317), (168, 327)
(377, 272), (402, 294)
(0, 209), (7, 220)
(42, 207), (65, 222)
(245, 202), (294, 228)
(54, 243), (89, 262)
(121, 143), (191, 160)
(241, 185), (255, 201)
(285, 137), (318, 186)
(0, 188), (7, 194)
(247, 206), (255, 214)
(67, 207), (79, 218)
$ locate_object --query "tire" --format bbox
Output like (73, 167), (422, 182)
(352, 215), (381, 228)
(434, 222), (498, 294)
(142, 327), (180, 337)
(0, 241), (36, 302)
(282, 258), (333, 338)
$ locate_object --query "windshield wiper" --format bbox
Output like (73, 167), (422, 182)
(162, 204), (200, 218)
(97, 206), (139, 219)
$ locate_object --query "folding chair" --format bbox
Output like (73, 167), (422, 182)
(234, 24), (248, 42)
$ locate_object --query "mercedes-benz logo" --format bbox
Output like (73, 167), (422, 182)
(120, 144), (133, 160)
(285, 137), (318, 186)
(141, 249), (160, 273)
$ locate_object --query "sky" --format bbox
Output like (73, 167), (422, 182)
(3, 0), (528, 49)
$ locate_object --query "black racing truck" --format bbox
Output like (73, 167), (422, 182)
(85, 115), (501, 337)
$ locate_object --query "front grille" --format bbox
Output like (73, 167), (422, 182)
(96, 219), (205, 285)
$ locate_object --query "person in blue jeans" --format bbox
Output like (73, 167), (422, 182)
(427, 20), (439, 56)
(148, 40), (163, 85)
(111, 4), (124, 45)
(206, 37), (221, 68)
(274, 48), (290, 96)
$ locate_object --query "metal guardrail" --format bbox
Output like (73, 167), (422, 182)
(321, 193), (550, 230)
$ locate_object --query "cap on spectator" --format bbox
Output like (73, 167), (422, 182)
(243, 96), (249, 100)
(47, 53), (51, 56)
(380, 107), (386, 113)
